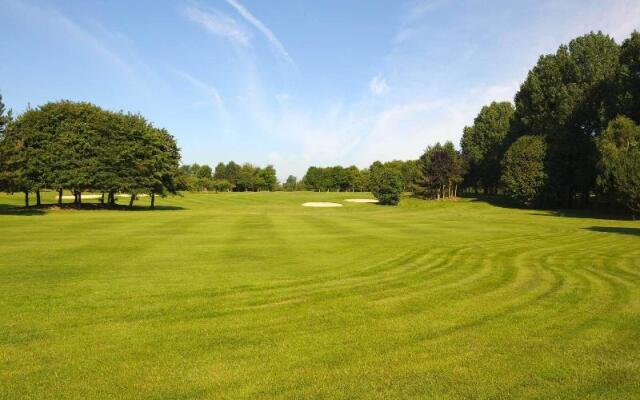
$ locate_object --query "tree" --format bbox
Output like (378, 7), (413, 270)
(0, 92), (12, 134)
(1, 101), (181, 208)
(596, 116), (640, 213)
(283, 175), (297, 191)
(617, 31), (640, 123)
(258, 165), (278, 191)
(369, 164), (402, 205)
(501, 136), (547, 206)
(461, 101), (514, 194)
(512, 32), (620, 206)
(214, 162), (227, 180)
(416, 142), (464, 199)
(196, 164), (212, 179)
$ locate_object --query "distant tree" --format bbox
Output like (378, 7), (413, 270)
(212, 179), (233, 192)
(214, 162), (227, 180)
(501, 135), (547, 206)
(225, 161), (241, 189)
(283, 175), (297, 191)
(461, 101), (514, 194)
(259, 165), (278, 191)
(369, 164), (402, 205)
(302, 167), (323, 191)
(196, 164), (212, 179)
(416, 142), (464, 199)
(237, 163), (257, 192)
(596, 116), (640, 213)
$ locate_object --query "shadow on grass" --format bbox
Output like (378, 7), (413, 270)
(463, 193), (634, 221)
(584, 226), (640, 237)
(0, 203), (185, 215)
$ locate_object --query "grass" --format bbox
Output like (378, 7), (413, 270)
(1, 191), (639, 399)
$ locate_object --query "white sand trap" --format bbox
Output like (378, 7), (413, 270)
(302, 202), (343, 208)
(116, 194), (148, 198)
(61, 194), (102, 199)
(345, 198), (379, 203)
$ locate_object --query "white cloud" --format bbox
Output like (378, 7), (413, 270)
(225, 0), (296, 68)
(184, 6), (250, 47)
(369, 75), (389, 95)
(171, 68), (225, 113)
(3, 0), (136, 79)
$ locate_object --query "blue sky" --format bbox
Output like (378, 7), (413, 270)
(1, 0), (639, 179)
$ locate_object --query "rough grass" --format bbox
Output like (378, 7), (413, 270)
(1, 191), (639, 399)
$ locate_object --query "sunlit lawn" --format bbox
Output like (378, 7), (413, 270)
(1, 191), (639, 399)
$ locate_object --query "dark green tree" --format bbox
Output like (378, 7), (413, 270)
(501, 135), (547, 206)
(596, 116), (640, 213)
(283, 175), (297, 191)
(512, 32), (620, 206)
(461, 101), (514, 194)
(369, 164), (402, 205)
(617, 31), (640, 123)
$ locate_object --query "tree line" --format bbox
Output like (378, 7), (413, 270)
(0, 100), (180, 208)
(177, 162), (278, 192)
(462, 31), (640, 213)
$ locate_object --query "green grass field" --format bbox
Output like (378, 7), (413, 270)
(1, 192), (639, 399)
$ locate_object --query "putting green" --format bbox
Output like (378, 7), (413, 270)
(0, 191), (639, 399)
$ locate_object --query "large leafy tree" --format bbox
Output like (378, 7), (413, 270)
(501, 135), (547, 206)
(512, 32), (620, 206)
(1, 101), (181, 208)
(596, 116), (640, 213)
(461, 101), (514, 194)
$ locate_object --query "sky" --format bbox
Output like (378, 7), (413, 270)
(1, 0), (640, 179)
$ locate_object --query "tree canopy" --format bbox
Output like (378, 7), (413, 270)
(501, 135), (547, 206)
(0, 100), (181, 208)
(596, 116), (640, 213)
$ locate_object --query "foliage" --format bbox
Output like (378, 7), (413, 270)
(368, 164), (403, 205)
(512, 31), (620, 206)
(180, 161), (277, 192)
(461, 101), (514, 194)
(416, 142), (465, 199)
(0, 100), (180, 207)
(596, 116), (640, 213)
(501, 135), (547, 206)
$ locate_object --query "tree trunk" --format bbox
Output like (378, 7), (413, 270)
(24, 192), (29, 208)
(100, 193), (105, 205)
(77, 192), (82, 204)
(129, 194), (135, 207)
(58, 189), (63, 205)
(150, 192), (155, 209)
(36, 190), (41, 206)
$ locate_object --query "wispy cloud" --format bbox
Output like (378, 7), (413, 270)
(369, 75), (389, 96)
(184, 6), (250, 47)
(224, 0), (296, 68)
(171, 68), (225, 112)
(3, 0), (137, 79)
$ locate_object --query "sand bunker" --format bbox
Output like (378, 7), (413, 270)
(344, 198), (379, 203)
(61, 194), (102, 200)
(302, 202), (343, 208)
